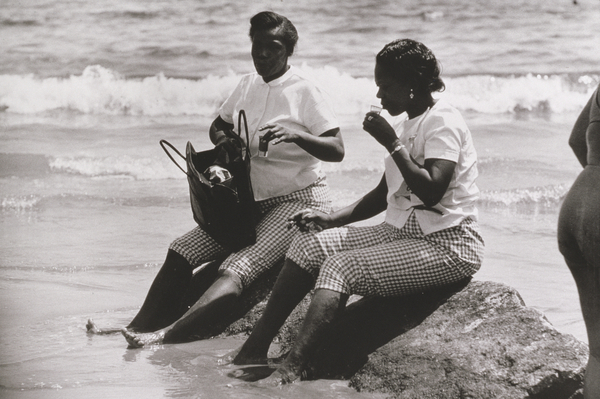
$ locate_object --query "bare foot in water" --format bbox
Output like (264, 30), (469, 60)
(257, 365), (301, 386)
(218, 347), (242, 365)
(218, 346), (269, 366)
(86, 319), (122, 335)
(121, 328), (165, 348)
(86, 319), (101, 334)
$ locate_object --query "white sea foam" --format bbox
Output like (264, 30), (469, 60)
(478, 184), (570, 209)
(49, 154), (182, 180)
(1, 66), (596, 117)
(1, 194), (42, 211)
(0, 65), (239, 116)
(442, 74), (597, 114)
(45, 153), (385, 181)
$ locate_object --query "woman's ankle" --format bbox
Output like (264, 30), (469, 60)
(233, 340), (270, 364)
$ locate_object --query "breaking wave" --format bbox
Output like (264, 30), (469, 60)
(1, 65), (596, 117)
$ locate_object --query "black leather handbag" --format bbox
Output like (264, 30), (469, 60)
(160, 110), (257, 251)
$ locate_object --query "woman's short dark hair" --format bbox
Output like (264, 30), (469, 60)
(376, 39), (445, 93)
(249, 11), (298, 56)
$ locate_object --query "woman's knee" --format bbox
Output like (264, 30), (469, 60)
(289, 232), (320, 253)
(165, 248), (188, 263)
(286, 233), (326, 274)
(169, 227), (226, 267)
(315, 256), (355, 295)
(218, 269), (245, 294)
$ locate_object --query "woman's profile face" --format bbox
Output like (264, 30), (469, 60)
(374, 64), (411, 117)
(251, 27), (289, 82)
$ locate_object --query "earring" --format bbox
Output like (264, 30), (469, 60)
(409, 89), (414, 100)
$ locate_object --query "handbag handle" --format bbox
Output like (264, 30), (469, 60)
(159, 139), (187, 175)
(160, 109), (250, 174)
(238, 110), (251, 160)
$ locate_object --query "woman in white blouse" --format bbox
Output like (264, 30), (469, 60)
(86, 11), (344, 347)
(230, 39), (484, 384)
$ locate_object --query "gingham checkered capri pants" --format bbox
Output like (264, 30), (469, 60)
(169, 176), (331, 288)
(287, 212), (484, 296)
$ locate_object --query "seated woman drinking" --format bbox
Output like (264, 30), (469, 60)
(230, 38), (484, 385)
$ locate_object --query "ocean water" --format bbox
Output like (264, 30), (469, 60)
(1, 0), (599, 397)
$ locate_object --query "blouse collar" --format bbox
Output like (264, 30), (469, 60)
(266, 65), (295, 87)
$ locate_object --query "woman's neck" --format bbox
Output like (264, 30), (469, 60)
(407, 94), (435, 119)
(263, 64), (290, 83)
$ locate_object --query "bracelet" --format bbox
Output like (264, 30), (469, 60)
(389, 138), (405, 155)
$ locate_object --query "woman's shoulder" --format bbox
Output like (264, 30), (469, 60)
(288, 66), (315, 82)
(280, 67), (334, 107)
(286, 66), (325, 91)
(237, 72), (262, 86)
(430, 99), (462, 117)
(426, 99), (468, 131)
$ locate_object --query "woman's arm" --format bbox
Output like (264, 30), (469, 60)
(329, 174), (388, 226)
(363, 112), (455, 207)
(389, 152), (455, 207)
(569, 92), (594, 167)
(587, 120), (600, 166)
(258, 125), (345, 162)
(209, 116), (235, 145)
(586, 88), (600, 165)
(290, 174), (388, 231)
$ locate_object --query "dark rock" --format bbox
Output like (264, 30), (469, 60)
(346, 281), (587, 399)
(215, 273), (587, 398)
(278, 278), (475, 379)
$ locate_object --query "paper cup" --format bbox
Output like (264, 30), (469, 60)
(370, 105), (382, 114)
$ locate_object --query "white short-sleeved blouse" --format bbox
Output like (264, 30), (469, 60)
(384, 99), (480, 234)
(219, 66), (339, 201)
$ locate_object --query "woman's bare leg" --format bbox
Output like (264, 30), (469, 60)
(264, 288), (348, 384)
(87, 250), (194, 334)
(558, 165), (600, 399)
(567, 260), (600, 399)
(128, 250), (195, 331)
(231, 260), (314, 365)
(122, 269), (243, 347)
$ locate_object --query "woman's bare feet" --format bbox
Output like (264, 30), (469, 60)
(218, 345), (271, 366)
(121, 328), (165, 348)
(86, 319), (102, 334)
(86, 319), (122, 335)
(233, 348), (270, 366)
(217, 347), (242, 365)
(257, 364), (302, 386)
